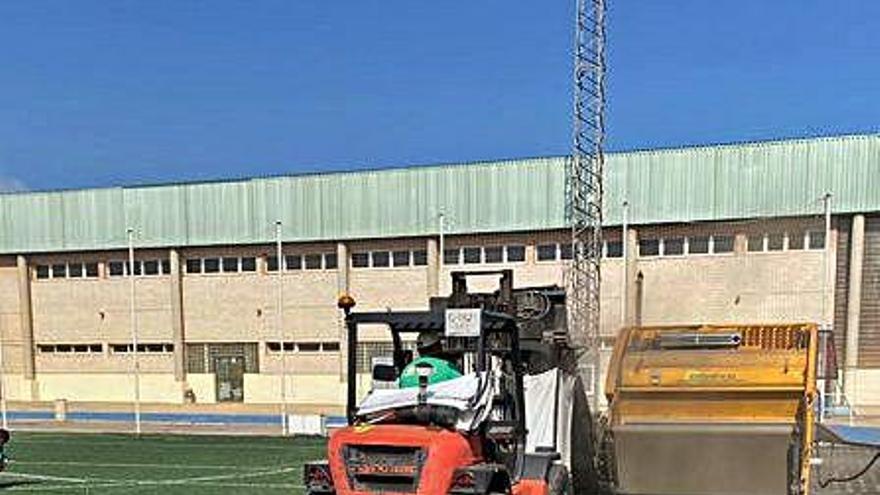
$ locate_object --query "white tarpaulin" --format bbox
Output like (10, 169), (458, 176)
(524, 368), (576, 469)
(356, 372), (495, 431)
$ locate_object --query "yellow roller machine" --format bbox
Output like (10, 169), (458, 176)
(602, 324), (819, 495)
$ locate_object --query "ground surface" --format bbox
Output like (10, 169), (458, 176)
(0, 432), (877, 494)
(0, 432), (320, 493)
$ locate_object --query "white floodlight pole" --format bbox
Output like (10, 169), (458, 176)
(276, 221), (288, 436)
(438, 212), (446, 266)
(0, 332), (7, 430)
(621, 200), (629, 329)
(127, 227), (142, 436)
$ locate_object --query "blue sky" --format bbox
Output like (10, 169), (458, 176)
(1, 1), (877, 191)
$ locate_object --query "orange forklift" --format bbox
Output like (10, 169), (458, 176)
(303, 270), (597, 495)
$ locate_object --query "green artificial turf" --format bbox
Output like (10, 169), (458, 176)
(0, 432), (325, 494)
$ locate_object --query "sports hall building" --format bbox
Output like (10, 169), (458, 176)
(0, 134), (878, 413)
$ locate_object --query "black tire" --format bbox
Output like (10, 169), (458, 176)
(569, 377), (602, 495)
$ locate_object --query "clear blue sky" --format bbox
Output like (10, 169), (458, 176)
(1, 1), (877, 191)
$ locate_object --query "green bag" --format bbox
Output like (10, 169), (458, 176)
(398, 356), (462, 388)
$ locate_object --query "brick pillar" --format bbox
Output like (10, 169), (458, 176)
(426, 237), (439, 297)
(844, 215), (865, 400)
(169, 249), (186, 383)
(16, 255), (35, 381)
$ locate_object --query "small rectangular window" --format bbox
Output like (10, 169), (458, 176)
(324, 253), (338, 269)
(688, 236), (710, 254)
(203, 258), (220, 273)
(267, 342), (281, 352)
(506, 245), (526, 263)
(266, 256), (279, 272)
(605, 241), (623, 258)
(537, 244), (558, 261)
(663, 238), (684, 256)
(808, 231), (826, 250)
(352, 252), (370, 268)
(559, 243), (573, 260)
(89, 344), (103, 353)
(463, 247), (482, 264)
(164, 344), (175, 352)
(52, 264), (67, 278)
(443, 249), (460, 265)
(767, 233), (784, 251)
(85, 263), (99, 278)
(297, 342), (321, 352)
(747, 235), (765, 252)
(36, 265), (51, 279)
(161, 259), (171, 275)
(412, 250), (428, 266)
(186, 259), (202, 274)
(282, 342), (295, 352)
(638, 239), (660, 257)
(73, 344), (88, 353)
(392, 251), (411, 267)
(38, 345), (55, 353)
(371, 251), (390, 267)
(56, 344), (72, 353)
(788, 232), (805, 250)
(484, 246), (503, 263)
(145, 344), (164, 353)
(285, 255), (302, 271)
(305, 254), (323, 270)
(129, 261), (142, 276)
(712, 235), (734, 254)
(111, 344), (131, 353)
(322, 342), (341, 352)
(68, 263), (84, 278)
(109, 261), (126, 276)
(222, 257), (239, 272)
(240, 257), (256, 272)
(144, 260), (160, 275)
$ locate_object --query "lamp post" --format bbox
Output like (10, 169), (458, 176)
(127, 227), (142, 436)
(276, 220), (289, 436)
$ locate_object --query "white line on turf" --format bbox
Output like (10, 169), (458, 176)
(12, 460), (256, 470)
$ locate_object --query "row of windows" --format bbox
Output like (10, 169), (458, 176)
(265, 341), (341, 353)
(638, 235), (735, 257)
(36, 343), (174, 354)
(747, 231), (826, 252)
(351, 250), (428, 268)
(35, 262), (100, 280)
(442, 245), (526, 265)
(186, 256), (258, 274)
(109, 259), (172, 277)
(266, 253), (338, 272)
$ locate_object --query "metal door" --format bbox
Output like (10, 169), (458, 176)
(215, 355), (245, 402)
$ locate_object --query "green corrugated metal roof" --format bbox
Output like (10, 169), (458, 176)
(1, 134), (878, 254)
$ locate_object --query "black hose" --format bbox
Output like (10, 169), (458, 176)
(819, 452), (880, 488)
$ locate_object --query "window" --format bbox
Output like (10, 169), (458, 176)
(266, 342), (281, 352)
(144, 260), (160, 275)
(38, 343), (102, 354)
(484, 246), (503, 263)
(559, 243), (573, 260)
(68, 263), (84, 278)
(89, 344), (103, 353)
(638, 239), (660, 257)
(203, 258), (220, 273)
(283, 342), (295, 352)
(241, 257), (257, 272)
(222, 257), (239, 272)
(663, 238), (684, 256)
(110, 261), (126, 276)
(747, 235), (765, 252)
(52, 264), (67, 278)
(129, 261), (143, 276)
(788, 232), (805, 250)
(111, 343), (173, 353)
(463, 247), (481, 264)
(86, 262), (99, 278)
(767, 233), (784, 251)
(161, 259), (171, 275)
(304, 254), (323, 270)
(808, 230), (826, 250)
(185, 259), (202, 274)
(324, 253), (338, 269)
(712, 235), (734, 253)
(266, 256), (279, 272)
(506, 245), (526, 263)
(352, 252), (369, 268)
(688, 236), (710, 254)
(285, 255), (302, 271)
(412, 250), (428, 266)
(605, 241), (623, 258)
(443, 248), (460, 265)
(392, 251), (411, 267)
(537, 244), (557, 261)
(36, 265), (50, 279)
(322, 342), (341, 352)
(297, 342), (321, 352)
(371, 251), (390, 268)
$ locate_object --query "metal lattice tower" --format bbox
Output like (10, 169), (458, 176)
(567, 0), (606, 411)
